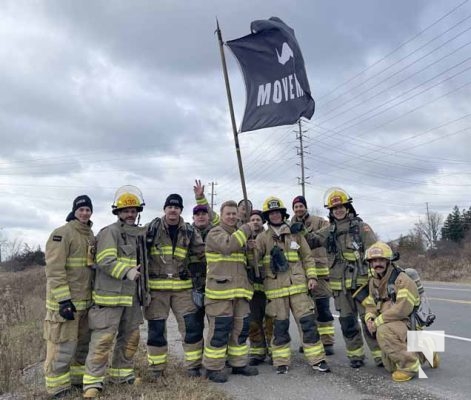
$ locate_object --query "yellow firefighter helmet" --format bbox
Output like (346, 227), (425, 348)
(365, 241), (394, 261)
(112, 185), (145, 214)
(323, 187), (352, 209)
(262, 196), (288, 219)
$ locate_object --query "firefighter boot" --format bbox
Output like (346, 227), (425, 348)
(206, 369), (228, 383)
(392, 370), (415, 382)
(83, 388), (100, 399)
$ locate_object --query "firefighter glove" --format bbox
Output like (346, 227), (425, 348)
(270, 246), (289, 274)
(58, 299), (76, 320)
(290, 222), (306, 235)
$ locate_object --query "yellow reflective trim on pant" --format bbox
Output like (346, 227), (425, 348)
(92, 292), (133, 307)
(265, 284), (307, 300)
(108, 368), (134, 378)
(204, 346), (227, 359)
(249, 347), (267, 355)
(227, 344), (248, 357)
(148, 353), (168, 365)
(272, 347), (291, 358)
(234, 229), (248, 247)
(65, 257), (88, 268)
(205, 288), (253, 300)
(371, 349), (382, 359)
(149, 279), (193, 290)
(397, 288), (420, 307)
(318, 326), (335, 335)
(285, 251), (300, 262)
(206, 252), (247, 264)
(96, 248), (117, 263)
(185, 349), (203, 362)
(83, 374), (104, 385)
(51, 285), (71, 301)
(342, 252), (357, 261)
(45, 372), (70, 388)
(303, 343), (324, 357)
(70, 365), (85, 377)
(329, 280), (342, 291)
(402, 358), (420, 373)
(346, 347), (365, 358)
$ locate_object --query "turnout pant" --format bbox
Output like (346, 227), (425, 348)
(310, 279), (335, 347)
(266, 293), (325, 367)
(144, 289), (204, 371)
(43, 309), (91, 395)
(377, 320), (421, 376)
(203, 298), (250, 371)
(248, 291), (273, 361)
(83, 297), (143, 391)
(334, 289), (381, 362)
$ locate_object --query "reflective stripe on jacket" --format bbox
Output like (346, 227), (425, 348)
(255, 223), (316, 300)
(147, 216), (204, 291)
(93, 220), (143, 307)
(205, 223), (253, 300)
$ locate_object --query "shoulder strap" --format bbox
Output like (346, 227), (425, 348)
(387, 265), (403, 302)
(146, 217), (162, 248)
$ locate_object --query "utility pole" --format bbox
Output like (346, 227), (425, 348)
(209, 181), (218, 209)
(295, 120), (310, 196)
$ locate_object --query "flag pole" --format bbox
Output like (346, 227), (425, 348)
(216, 19), (250, 222)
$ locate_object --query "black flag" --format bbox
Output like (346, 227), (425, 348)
(226, 17), (315, 132)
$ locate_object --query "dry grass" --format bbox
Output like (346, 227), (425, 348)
(401, 254), (471, 282)
(0, 266), (231, 400)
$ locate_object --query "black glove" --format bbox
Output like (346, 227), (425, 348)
(290, 222), (306, 235)
(59, 300), (76, 320)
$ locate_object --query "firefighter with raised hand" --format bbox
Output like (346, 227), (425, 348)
(362, 242), (439, 381)
(193, 179), (220, 232)
(83, 186), (146, 399)
(145, 194), (205, 379)
(305, 187), (381, 368)
(44, 195), (95, 399)
(203, 200), (259, 383)
(291, 195), (335, 355)
(255, 197), (330, 375)
(247, 210), (274, 366)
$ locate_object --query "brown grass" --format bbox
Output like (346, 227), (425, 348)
(401, 254), (471, 282)
(0, 266), (231, 400)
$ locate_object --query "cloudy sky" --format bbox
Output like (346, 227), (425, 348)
(1, 0), (470, 255)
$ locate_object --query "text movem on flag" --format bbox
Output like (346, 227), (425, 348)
(226, 17), (315, 132)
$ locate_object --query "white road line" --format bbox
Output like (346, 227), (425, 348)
(425, 286), (471, 292)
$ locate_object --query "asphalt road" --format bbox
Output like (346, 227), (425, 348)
(219, 281), (471, 400)
(156, 280), (471, 400)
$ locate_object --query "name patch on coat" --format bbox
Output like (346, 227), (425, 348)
(53, 235), (62, 242)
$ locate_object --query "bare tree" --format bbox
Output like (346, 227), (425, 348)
(414, 211), (443, 249)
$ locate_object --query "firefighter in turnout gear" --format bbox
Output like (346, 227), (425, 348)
(362, 242), (439, 381)
(203, 200), (259, 383)
(44, 195), (95, 398)
(247, 210), (274, 366)
(83, 186), (146, 399)
(305, 188), (381, 368)
(145, 193), (206, 378)
(254, 197), (330, 375)
(291, 195), (335, 355)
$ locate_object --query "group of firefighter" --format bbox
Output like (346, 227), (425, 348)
(43, 181), (440, 399)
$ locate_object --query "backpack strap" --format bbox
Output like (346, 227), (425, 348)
(387, 265), (403, 303)
(146, 217), (162, 248)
